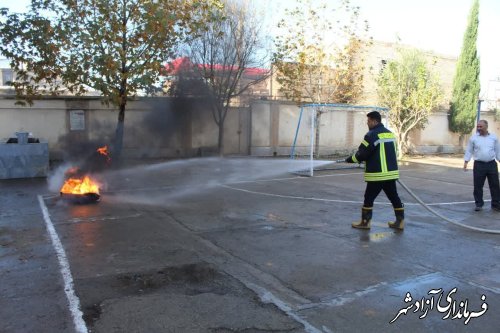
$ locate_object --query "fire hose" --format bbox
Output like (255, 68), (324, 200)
(397, 179), (500, 235)
(334, 157), (500, 234)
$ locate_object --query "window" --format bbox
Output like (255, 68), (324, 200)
(1, 69), (13, 86)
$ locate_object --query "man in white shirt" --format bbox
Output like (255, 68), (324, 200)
(463, 119), (500, 211)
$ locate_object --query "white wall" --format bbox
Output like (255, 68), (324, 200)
(0, 96), (490, 161)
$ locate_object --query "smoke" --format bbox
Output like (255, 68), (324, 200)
(50, 95), (214, 192)
(56, 133), (112, 172)
(128, 95), (216, 159)
(47, 162), (73, 192)
(141, 98), (178, 141)
(99, 157), (332, 206)
(47, 141), (111, 195)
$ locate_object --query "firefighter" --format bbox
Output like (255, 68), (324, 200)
(345, 111), (404, 230)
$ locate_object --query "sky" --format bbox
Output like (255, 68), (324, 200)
(1, 0), (498, 98)
(254, 0), (499, 99)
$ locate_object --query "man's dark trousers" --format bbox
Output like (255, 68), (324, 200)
(473, 160), (500, 208)
(363, 180), (403, 208)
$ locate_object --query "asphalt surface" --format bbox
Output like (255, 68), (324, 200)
(1, 156), (500, 333)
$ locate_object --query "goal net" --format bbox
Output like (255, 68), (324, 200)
(289, 103), (388, 176)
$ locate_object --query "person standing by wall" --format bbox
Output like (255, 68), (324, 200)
(463, 119), (500, 212)
(345, 111), (405, 230)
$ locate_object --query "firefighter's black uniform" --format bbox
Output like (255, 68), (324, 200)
(346, 120), (404, 230)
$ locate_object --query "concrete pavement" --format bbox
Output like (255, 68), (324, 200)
(1, 156), (500, 332)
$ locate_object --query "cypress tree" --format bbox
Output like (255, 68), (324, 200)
(449, 0), (480, 136)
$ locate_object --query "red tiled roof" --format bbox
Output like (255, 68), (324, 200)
(164, 57), (268, 76)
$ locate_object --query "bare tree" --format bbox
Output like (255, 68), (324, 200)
(169, 0), (270, 156)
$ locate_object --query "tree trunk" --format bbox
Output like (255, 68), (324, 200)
(396, 132), (404, 159)
(216, 103), (228, 157)
(114, 101), (126, 161)
(458, 134), (465, 152)
(218, 120), (224, 157)
(401, 132), (410, 157)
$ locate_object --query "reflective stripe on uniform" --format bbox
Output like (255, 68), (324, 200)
(364, 170), (399, 181)
(378, 133), (396, 139)
(374, 133), (396, 146)
(379, 141), (387, 173)
(374, 138), (396, 146)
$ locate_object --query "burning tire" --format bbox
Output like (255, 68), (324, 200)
(60, 174), (101, 204)
(60, 192), (101, 204)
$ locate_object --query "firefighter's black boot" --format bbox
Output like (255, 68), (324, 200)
(352, 207), (372, 229)
(388, 206), (404, 230)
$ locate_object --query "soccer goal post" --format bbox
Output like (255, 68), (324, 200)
(289, 103), (389, 176)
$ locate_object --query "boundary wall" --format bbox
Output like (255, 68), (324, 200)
(1, 97), (492, 161)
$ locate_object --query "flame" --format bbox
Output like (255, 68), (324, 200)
(97, 145), (111, 163)
(60, 175), (100, 195)
(65, 166), (80, 177)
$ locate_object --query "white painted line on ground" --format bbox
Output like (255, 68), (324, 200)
(247, 282), (324, 333)
(298, 281), (389, 310)
(37, 195), (88, 333)
(220, 184), (363, 204)
(220, 184), (478, 207)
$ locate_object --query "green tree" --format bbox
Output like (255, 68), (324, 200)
(0, 0), (222, 158)
(449, 0), (480, 143)
(377, 48), (443, 157)
(272, 0), (369, 156)
(273, 0), (368, 104)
